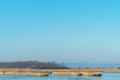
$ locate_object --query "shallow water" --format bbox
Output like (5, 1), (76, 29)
(65, 63), (120, 68)
(0, 73), (120, 80)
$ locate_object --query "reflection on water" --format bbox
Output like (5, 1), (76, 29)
(0, 73), (119, 80)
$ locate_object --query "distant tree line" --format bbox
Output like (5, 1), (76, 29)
(0, 61), (69, 69)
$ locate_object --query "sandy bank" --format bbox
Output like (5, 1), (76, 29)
(0, 68), (120, 76)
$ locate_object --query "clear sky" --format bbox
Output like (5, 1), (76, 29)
(0, 0), (120, 63)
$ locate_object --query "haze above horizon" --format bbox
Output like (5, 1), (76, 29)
(0, 0), (120, 63)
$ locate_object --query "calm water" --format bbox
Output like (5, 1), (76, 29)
(0, 73), (120, 80)
(65, 63), (120, 68)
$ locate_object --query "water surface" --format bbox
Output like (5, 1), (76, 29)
(66, 63), (120, 68)
(0, 73), (120, 80)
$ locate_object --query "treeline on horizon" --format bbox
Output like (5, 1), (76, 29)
(0, 61), (69, 69)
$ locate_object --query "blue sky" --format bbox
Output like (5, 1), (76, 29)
(0, 0), (120, 63)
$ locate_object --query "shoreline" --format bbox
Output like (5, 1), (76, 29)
(0, 68), (119, 76)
